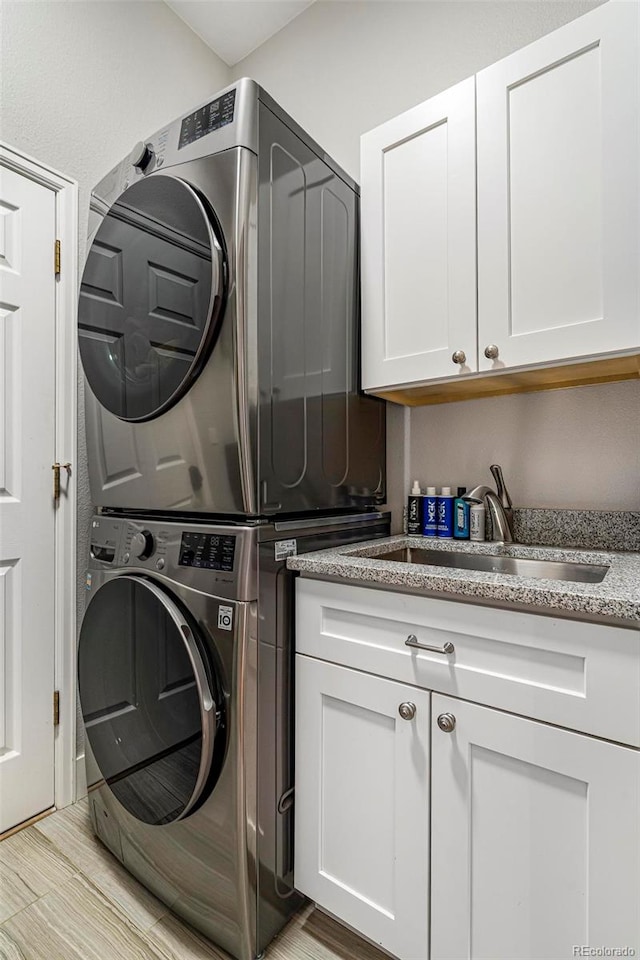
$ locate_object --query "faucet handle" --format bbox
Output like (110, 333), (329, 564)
(490, 464), (512, 510)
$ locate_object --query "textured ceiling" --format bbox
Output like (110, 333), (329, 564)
(165, 0), (316, 66)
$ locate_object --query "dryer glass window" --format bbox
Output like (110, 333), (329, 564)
(78, 577), (222, 825)
(79, 175), (226, 421)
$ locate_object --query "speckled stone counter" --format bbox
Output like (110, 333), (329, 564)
(287, 536), (640, 627)
(512, 508), (640, 551)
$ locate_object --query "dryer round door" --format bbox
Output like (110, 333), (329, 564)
(78, 575), (225, 825)
(78, 174), (227, 421)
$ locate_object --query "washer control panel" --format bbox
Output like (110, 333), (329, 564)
(89, 517), (121, 563)
(122, 522), (166, 565)
(130, 530), (155, 560)
(88, 515), (255, 601)
(179, 532), (236, 571)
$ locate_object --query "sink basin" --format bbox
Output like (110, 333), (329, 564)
(360, 547), (609, 584)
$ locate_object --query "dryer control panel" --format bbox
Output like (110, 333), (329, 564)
(178, 89), (236, 150)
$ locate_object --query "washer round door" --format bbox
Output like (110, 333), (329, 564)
(78, 576), (225, 825)
(78, 174), (227, 421)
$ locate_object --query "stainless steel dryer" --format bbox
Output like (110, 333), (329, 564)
(78, 510), (390, 960)
(79, 78), (385, 517)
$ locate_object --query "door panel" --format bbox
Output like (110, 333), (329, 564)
(431, 695), (640, 959)
(508, 46), (602, 338)
(361, 76), (477, 390)
(477, 1), (640, 369)
(295, 656), (430, 960)
(0, 166), (56, 832)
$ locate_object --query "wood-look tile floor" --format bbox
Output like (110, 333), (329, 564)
(0, 800), (387, 960)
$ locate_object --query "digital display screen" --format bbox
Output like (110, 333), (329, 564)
(179, 532), (236, 571)
(178, 89), (236, 150)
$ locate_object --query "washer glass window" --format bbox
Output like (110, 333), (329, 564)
(79, 175), (226, 421)
(78, 576), (223, 825)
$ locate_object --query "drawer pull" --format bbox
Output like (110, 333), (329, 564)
(405, 634), (455, 655)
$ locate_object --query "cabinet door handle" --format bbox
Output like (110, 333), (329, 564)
(484, 344), (499, 360)
(405, 634), (454, 655)
(437, 712), (456, 733)
(398, 702), (416, 721)
(451, 349), (466, 365)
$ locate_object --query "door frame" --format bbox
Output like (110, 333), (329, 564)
(0, 142), (78, 813)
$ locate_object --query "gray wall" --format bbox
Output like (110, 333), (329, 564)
(232, 0), (639, 521)
(232, 0), (602, 183)
(0, 0), (229, 781)
(411, 380), (640, 510)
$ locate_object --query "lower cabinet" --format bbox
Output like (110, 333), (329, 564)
(431, 694), (640, 960)
(295, 652), (640, 960)
(294, 655), (431, 960)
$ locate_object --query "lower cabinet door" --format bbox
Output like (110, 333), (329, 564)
(431, 694), (640, 960)
(295, 655), (430, 960)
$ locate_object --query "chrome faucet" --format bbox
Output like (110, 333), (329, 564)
(466, 464), (515, 543)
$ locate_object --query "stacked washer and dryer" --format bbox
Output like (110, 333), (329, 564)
(77, 79), (388, 960)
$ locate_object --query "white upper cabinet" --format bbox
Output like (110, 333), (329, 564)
(361, 77), (477, 391)
(360, 1), (640, 397)
(477, 0), (640, 371)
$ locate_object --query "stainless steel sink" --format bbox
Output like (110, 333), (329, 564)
(360, 547), (609, 584)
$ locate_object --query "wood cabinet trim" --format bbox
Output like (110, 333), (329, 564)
(368, 351), (640, 406)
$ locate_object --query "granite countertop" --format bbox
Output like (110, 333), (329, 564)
(287, 536), (640, 627)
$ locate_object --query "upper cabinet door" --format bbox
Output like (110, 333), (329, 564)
(477, 1), (640, 372)
(361, 77), (477, 391)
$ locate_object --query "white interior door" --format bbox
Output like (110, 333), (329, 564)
(0, 165), (57, 832)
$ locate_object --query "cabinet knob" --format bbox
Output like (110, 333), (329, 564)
(398, 702), (417, 721)
(437, 712), (456, 733)
(451, 350), (466, 365)
(484, 344), (499, 360)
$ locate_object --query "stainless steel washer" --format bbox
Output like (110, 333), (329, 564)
(79, 510), (390, 960)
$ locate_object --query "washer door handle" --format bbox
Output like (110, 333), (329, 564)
(112, 575), (218, 821)
(180, 624), (214, 712)
(127, 574), (217, 717)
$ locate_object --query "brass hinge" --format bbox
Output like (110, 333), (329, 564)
(52, 462), (71, 503)
(54, 239), (61, 277)
(53, 691), (60, 727)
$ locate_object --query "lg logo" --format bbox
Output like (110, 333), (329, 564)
(217, 606), (233, 631)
